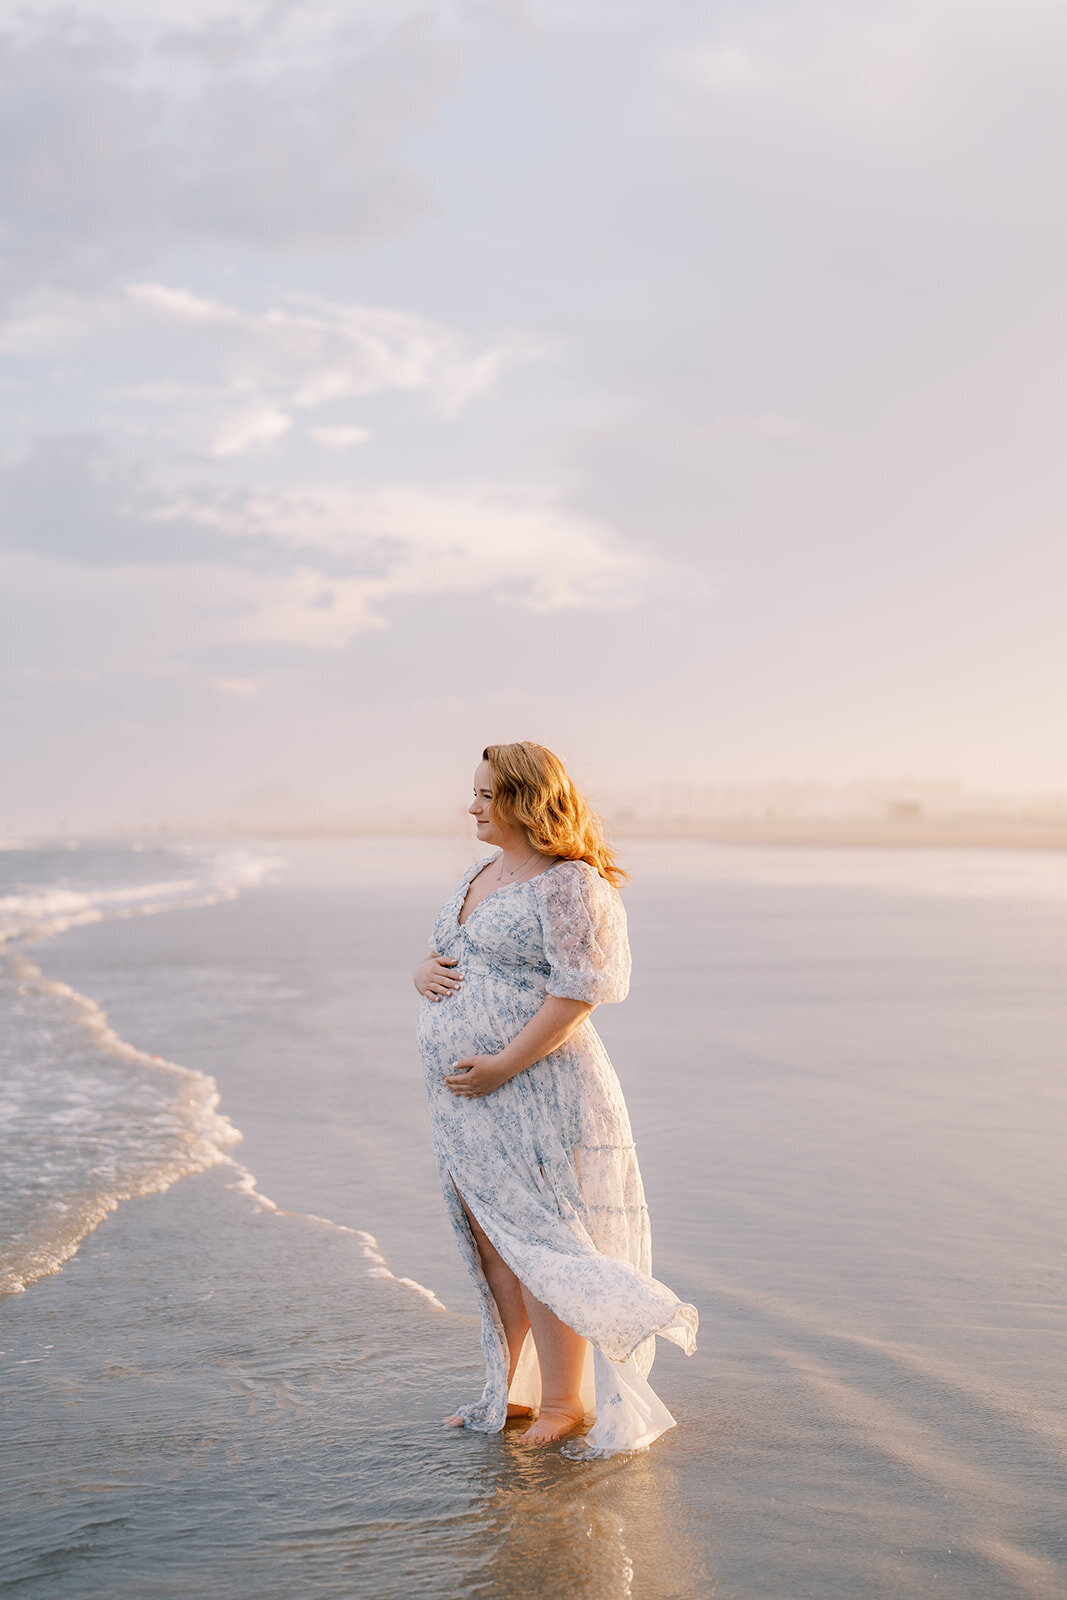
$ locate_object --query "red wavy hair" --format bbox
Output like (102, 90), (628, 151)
(482, 741), (628, 889)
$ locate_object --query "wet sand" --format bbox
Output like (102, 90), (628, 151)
(3, 839), (1066, 1598)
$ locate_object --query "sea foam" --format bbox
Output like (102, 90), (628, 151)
(0, 843), (281, 1297)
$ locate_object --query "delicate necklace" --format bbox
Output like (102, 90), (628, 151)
(496, 848), (539, 883)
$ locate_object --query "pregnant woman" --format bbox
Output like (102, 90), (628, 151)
(414, 741), (697, 1457)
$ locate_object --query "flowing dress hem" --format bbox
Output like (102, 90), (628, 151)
(647, 1300), (698, 1360)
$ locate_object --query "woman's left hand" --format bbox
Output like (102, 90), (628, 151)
(445, 1054), (513, 1098)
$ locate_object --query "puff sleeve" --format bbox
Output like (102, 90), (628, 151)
(535, 860), (631, 1005)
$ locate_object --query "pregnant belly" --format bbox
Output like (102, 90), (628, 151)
(417, 972), (543, 1061)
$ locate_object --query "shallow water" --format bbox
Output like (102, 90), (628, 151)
(2, 838), (1066, 1598)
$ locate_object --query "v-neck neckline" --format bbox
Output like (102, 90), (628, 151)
(455, 855), (563, 928)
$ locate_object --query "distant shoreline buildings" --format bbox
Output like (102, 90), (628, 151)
(13, 776), (1067, 850)
(597, 777), (1067, 828)
(587, 778), (1067, 850)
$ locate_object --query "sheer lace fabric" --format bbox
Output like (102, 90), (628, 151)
(418, 855), (698, 1454)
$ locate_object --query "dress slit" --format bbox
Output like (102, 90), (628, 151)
(445, 1171), (563, 1421)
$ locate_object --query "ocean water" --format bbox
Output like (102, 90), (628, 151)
(1, 836), (1065, 1599)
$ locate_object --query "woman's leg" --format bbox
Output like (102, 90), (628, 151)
(516, 1285), (587, 1443)
(445, 1190), (533, 1425)
(448, 1186), (586, 1443)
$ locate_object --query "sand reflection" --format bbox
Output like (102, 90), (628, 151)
(458, 1426), (710, 1600)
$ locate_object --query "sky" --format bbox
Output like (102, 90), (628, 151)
(2, 0), (1064, 831)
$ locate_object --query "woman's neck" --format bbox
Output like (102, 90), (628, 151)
(495, 834), (543, 878)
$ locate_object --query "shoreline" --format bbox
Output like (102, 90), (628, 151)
(611, 817), (1067, 850)
(12, 819), (1067, 852)
(36, 819), (1067, 851)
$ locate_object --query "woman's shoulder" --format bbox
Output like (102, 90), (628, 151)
(470, 851), (500, 876)
(454, 853), (498, 891)
(534, 857), (619, 900)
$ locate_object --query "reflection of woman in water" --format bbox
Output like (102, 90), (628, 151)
(413, 741), (697, 1456)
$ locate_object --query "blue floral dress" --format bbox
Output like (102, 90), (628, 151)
(418, 853), (697, 1456)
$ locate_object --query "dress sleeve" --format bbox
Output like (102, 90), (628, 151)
(536, 862), (631, 1005)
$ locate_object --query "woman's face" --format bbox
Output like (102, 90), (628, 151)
(468, 760), (504, 846)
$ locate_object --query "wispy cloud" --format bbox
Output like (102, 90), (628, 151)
(309, 425), (371, 450)
(0, 282), (544, 457)
(152, 480), (652, 644)
(208, 407), (293, 459)
(0, 434), (654, 652)
(127, 283), (541, 435)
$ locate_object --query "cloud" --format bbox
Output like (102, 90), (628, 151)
(310, 425), (371, 449)
(209, 407), (292, 459)
(0, 431), (653, 650)
(153, 480), (652, 643)
(0, 435), (231, 567)
(0, 288), (124, 355)
(0, 485), (646, 660)
(0, 282), (543, 458)
(0, 5), (460, 303)
(126, 282), (538, 427)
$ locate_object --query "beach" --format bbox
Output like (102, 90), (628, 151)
(2, 837), (1066, 1599)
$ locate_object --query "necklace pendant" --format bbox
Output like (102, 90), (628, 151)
(497, 847), (536, 883)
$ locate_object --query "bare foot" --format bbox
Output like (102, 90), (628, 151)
(519, 1404), (585, 1445)
(443, 1402), (533, 1428)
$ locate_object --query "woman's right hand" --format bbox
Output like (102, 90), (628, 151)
(414, 952), (464, 1001)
